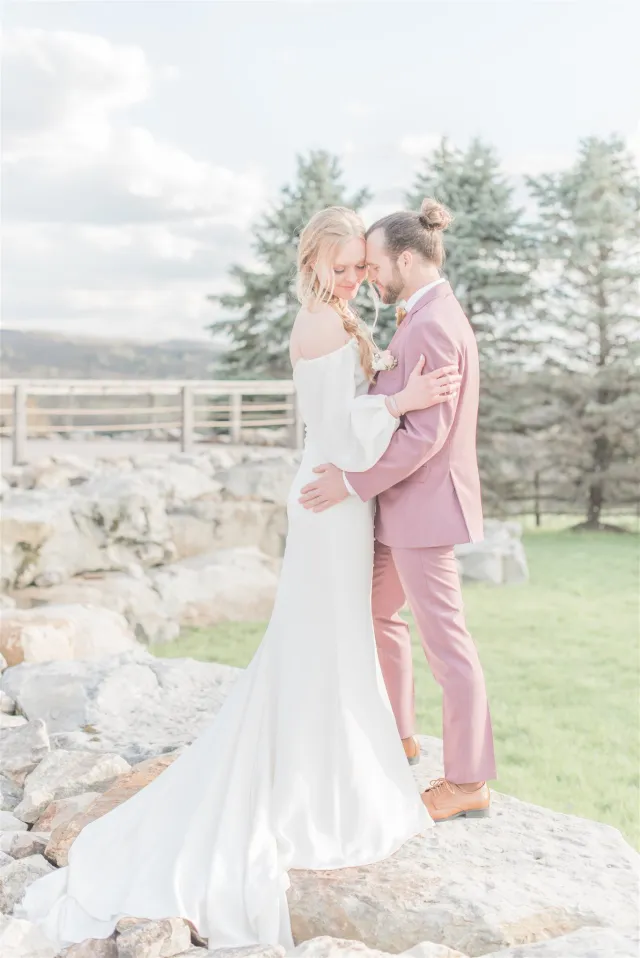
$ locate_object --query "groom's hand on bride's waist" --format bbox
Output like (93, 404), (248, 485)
(299, 464), (351, 512)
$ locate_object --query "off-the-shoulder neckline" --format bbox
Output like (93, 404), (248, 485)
(292, 338), (357, 374)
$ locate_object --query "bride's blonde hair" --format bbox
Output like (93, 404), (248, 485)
(296, 206), (377, 380)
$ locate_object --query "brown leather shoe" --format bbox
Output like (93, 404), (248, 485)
(421, 778), (490, 822)
(402, 736), (420, 766)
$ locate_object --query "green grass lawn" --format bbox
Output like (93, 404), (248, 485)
(154, 529), (640, 847)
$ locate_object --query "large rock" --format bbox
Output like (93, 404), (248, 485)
(14, 749), (131, 823)
(0, 651), (240, 763)
(115, 917), (191, 958)
(46, 753), (178, 866)
(62, 937), (118, 958)
(0, 688), (15, 712)
(0, 774), (24, 812)
(292, 939), (401, 958)
(70, 472), (177, 570)
(4, 456), (94, 492)
(0, 914), (59, 958)
(10, 577), (177, 646)
(33, 791), (101, 836)
(403, 946), (468, 958)
(1, 470), (179, 591)
(455, 520), (528, 586)
(204, 948), (286, 958)
(0, 811), (29, 832)
(168, 499), (287, 560)
(216, 456), (298, 506)
(0, 604), (139, 667)
(0, 490), (102, 590)
(0, 853), (54, 913)
(291, 940), (466, 958)
(0, 830), (49, 859)
(483, 925), (639, 957)
(150, 547), (279, 627)
(0, 719), (50, 785)
(287, 740), (639, 956)
(0, 713), (29, 729)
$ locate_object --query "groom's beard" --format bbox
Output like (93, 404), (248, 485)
(381, 265), (405, 305)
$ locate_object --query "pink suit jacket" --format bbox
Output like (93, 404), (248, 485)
(346, 282), (484, 549)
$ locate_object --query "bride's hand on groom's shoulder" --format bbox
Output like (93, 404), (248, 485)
(397, 358), (461, 414)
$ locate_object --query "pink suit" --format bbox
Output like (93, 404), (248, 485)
(346, 282), (497, 783)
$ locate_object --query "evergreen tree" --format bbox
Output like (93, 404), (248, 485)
(405, 137), (540, 505)
(528, 136), (640, 528)
(209, 151), (371, 379)
(405, 137), (538, 360)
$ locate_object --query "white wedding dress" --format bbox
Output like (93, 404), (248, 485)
(19, 339), (432, 950)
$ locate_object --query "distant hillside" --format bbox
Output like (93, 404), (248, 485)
(0, 329), (225, 380)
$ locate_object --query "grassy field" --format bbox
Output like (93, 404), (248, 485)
(154, 529), (640, 847)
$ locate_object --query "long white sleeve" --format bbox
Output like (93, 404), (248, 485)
(293, 342), (398, 473)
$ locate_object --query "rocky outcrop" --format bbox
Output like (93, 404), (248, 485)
(150, 547), (279, 627)
(455, 520), (528, 586)
(1, 451), (297, 597)
(12, 573), (180, 645)
(1, 654), (637, 958)
(0, 605), (138, 667)
(0, 651), (240, 763)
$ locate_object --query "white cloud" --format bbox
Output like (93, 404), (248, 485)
(2, 27), (266, 340)
(398, 133), (441, 158)
(344, 100), (374, 119)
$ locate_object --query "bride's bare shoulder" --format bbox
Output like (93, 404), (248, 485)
(290, 304), (352, 363)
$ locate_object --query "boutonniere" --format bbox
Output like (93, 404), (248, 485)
(372, 349), (398, 373)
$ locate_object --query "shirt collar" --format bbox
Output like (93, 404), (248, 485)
(401, 277), (446, 314)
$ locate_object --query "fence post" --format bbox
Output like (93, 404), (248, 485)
(13, 384), (28, 466)
(292, 394), (304, 450)
(13, 383), (27, 466)
(230, 393), (242, 444)
(181, 385), (194, 453)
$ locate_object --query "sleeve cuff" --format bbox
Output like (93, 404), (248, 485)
(342, 473), (357, 496)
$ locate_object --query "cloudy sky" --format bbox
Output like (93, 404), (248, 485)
(3, 0), (639, 343)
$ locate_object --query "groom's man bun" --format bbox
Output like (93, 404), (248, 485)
(366, 196), (453, 268)
(418, 198), (453, 232)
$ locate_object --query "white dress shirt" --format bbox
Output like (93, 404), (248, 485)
(342, 277), (446, 496)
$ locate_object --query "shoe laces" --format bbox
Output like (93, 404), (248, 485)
(427, 777), (456, 796)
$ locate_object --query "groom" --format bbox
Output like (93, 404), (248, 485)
(299, 202), (497, 821)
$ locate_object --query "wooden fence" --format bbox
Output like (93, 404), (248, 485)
(0, 379), (304, 465)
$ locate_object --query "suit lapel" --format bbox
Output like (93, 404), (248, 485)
(388, 281), (451, 351)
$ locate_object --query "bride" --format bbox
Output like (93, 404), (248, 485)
(19, 207), (461, 951)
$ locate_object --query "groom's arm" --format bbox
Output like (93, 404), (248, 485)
(345, 319), (462, 502)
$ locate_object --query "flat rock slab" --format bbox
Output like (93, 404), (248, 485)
(483, 925), (640, 956)
(288, 737), (639, 958)
(1, 651), (240, 764)
(115, 917), (191, 958)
